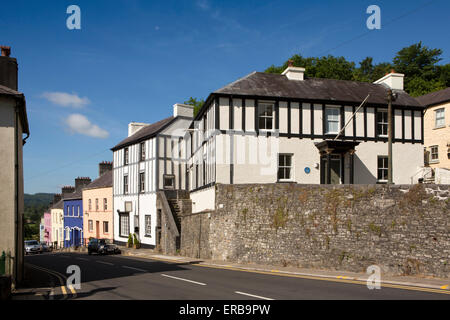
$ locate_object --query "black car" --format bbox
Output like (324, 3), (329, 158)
(88, 238), (121, 255)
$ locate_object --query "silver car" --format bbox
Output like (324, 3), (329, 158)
(25, 240), (42, 255)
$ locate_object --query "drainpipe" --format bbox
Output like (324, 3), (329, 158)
(14, 103), (20, 284)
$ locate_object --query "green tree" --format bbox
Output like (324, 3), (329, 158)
(184, 97), (205, 116)
(392, 42), (445, 96)
(265, 54), (355, 80)
(264, 42), (450, 97)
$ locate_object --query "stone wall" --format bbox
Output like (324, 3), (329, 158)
(181, 183), (450, 278)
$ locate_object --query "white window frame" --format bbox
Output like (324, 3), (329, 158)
(124, 175), (129, 194)
(124, 147), (129, 165)
(103, 198), (107, 211)
(139, 172), (145, 193)
(88, 220), (93, 232)
(258, 102), (275, 131)
(140, 142), (146, 162)
(435, 108), (445, 128)
(376, 109), (388, 137)
(144, 215), (152, 237)
(278, 154), (294, 182)
(119, 213), (130, 238)
(430, 145), (439, 163)
(377, 156), (388, 183)
(325, 106), (341, 134)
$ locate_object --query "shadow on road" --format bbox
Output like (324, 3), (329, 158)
(24, 252), (202, 285)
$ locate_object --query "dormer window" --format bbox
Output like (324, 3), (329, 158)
(258, 103), (274, 130)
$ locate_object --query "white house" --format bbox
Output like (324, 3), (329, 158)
(187, 65), (425, 214)
(111, 104), (194, 248)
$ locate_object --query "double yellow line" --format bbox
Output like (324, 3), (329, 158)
(26, 263), (77, 299)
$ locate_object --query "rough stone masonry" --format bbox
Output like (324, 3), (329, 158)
(180, 183), (449, 278)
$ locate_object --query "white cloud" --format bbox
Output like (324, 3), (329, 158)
(42, 92), (90, 108)
(65, 114), (109, 139)
(196, 0), (210, 11)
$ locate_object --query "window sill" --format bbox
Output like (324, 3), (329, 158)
(433, 126), (445, 130)
(277, 180), (295, 183)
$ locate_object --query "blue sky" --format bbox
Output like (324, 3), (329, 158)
(1, 0), (448, 194)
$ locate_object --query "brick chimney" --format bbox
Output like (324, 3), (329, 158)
(61, 186), (75, 198)
(53, 194), (62, 204)
(99, 161), (113, 177)
(75, 177), (91, 191)
(0, 45), (18, 90)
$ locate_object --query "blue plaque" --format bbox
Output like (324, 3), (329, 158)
(304, 167), (311, 174)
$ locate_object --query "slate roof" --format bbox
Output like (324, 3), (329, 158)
(111, 116), (175, 151)
(416, 87), (450, 107)
(213, 72), (423, 108)
(51, 199), (64, 210)
(84, 171), (112, 190)
(63, 190), (82, 201)
(0, 84), (30, 134)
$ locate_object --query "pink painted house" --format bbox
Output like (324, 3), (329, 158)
(44, 211), (52, 244)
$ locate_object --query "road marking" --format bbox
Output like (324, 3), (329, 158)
(192, 263), (450, 295)
(67, 285), (77, 295)
(122, 266), (147, 272)
(77, 257), (89, 261)
(131, 255), (450, 296)
(97, 261), (114, 266)
(26, 263), (72, 300)
(161, 274), (207, 286)
(235, 291), (274, 300)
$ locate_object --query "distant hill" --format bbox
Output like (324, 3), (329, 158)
(24, 193), (55, 207)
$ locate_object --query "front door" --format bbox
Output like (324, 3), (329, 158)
(321, 154), (342, 184)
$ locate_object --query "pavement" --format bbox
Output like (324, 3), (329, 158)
(11, 248), (450, 300)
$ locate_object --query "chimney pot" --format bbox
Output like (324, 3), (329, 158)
(288, 59), (294, 67)
(0, 46), (11, 57)
(99, 161), (113, 177)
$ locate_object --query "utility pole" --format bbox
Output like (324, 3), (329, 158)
(387, 89), (396, 184)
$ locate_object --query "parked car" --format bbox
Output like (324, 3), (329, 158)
(40, 242), (52, 252)
(25, 240), (43, 255)
(88, 238), (121, 255)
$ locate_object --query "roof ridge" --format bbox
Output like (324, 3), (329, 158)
(214, 71), (258, 92)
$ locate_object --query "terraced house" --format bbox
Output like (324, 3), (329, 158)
(111, 104), (194, 249)
(63, 177), (91, 247)
(82, 162), (113, 242)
